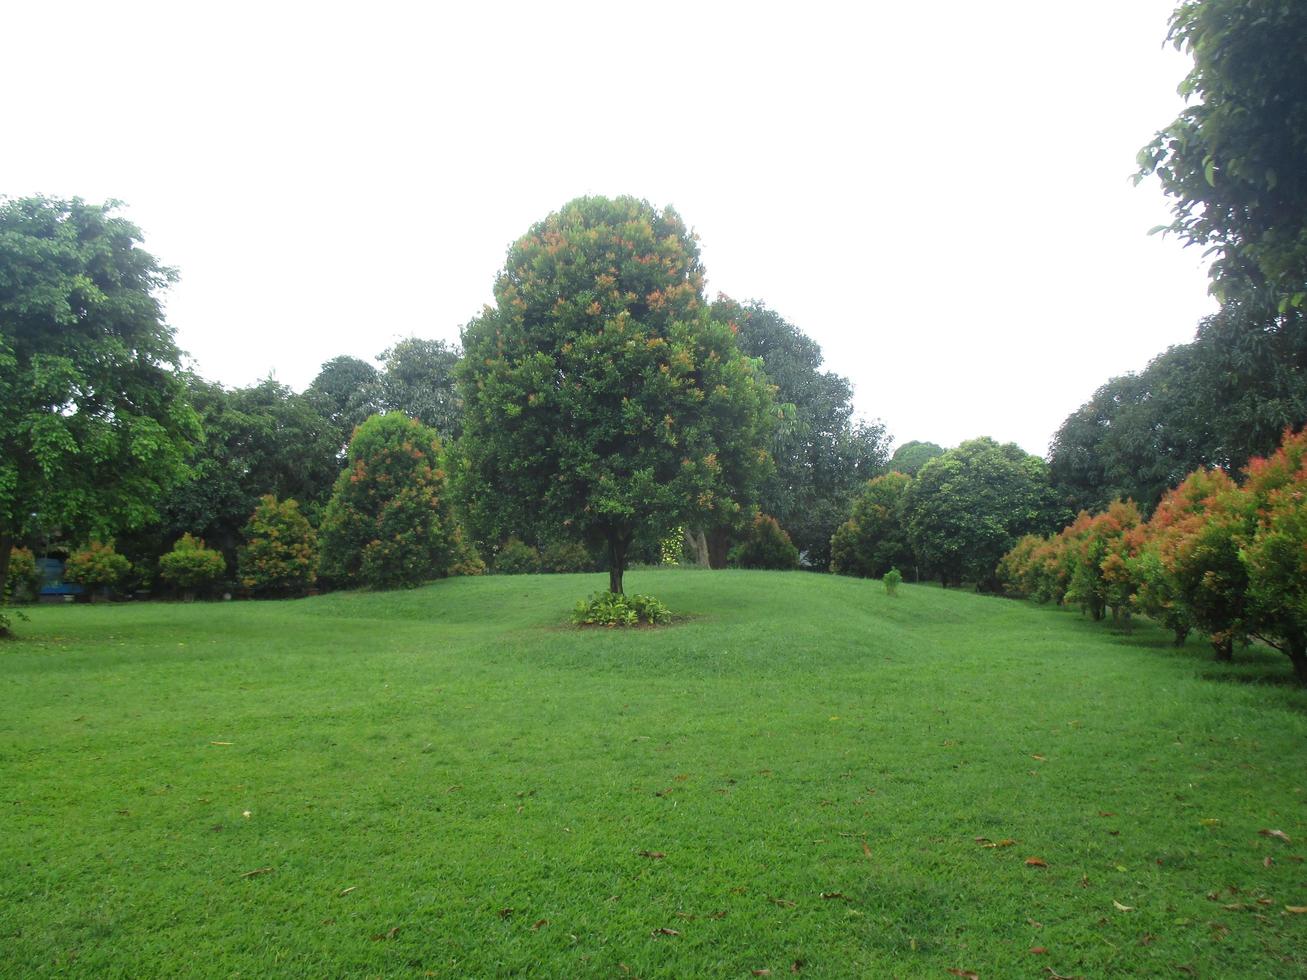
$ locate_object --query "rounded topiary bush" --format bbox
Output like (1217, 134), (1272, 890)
(238, 496), (317, 597)
(159, 533), (228, 598)
(65, 541), (132, 597)
(728, 514), (800, 570)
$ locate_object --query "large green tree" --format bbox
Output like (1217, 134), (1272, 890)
(0, 197), (198, 632)
(305, 355), (381, 453)
(1138, 0), (1307, 308)
(904, 438), (1067, 589)
(377, 337), (463, 441)
(712, 298), (888, 568)
(458, 196), (776, 594)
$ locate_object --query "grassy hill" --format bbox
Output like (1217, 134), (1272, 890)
(2, 571), (1304, 977)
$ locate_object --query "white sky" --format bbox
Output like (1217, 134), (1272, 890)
(5, 0), (1214, 457)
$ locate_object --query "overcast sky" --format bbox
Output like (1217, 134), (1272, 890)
(6, 0), (1214, 456)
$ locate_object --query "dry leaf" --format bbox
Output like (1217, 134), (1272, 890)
(1098, 811), (1116, 818)
(1045, 970), (1081, 980)
(240, 866), (273, 878)
(1025, 857), (1048, 868)
(1032, 754), (1047, 761)
(1258, 829), (1291, 844)
(532, 919), (549, 930)
(1030, 946), (1048, 954)
(862, 839), (872, 860)
(769, 896), (796, 908)
(1257, 897), (1274, 906)
(1222, 903), (1247, 911)
(708, 910), (727, 919)
(370, 926), (400, 941)
(339, 886), (356, 896)
(1113, 900), (1135, 912)
(752, 971), (771, 977)
(675, 774), (688, 782)
(791, 960), (804, 973)
(498, 908), (513, 919)
(1264, 856), (1274, 868)
(1199, 818), (1221, 827)
(946, 970), (979, 980)
(820, 892), (850, 901)
(651, 927), (680, 937)
(1286, 906), (1307, 914)
(638, 851), (666, 859)
(242, 810), (252, 819)
(210, 741), (232, 746)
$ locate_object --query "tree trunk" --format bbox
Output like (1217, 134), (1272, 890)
(607, 531), (631, 594)
(0, 527), (12, 637)
(1212, 634), (1234, 662)
(706, 526), (731, 570)
(1173, 626), (1190, 647)
(1290, 647), (1307, 687)
(682, 528), (710, 567)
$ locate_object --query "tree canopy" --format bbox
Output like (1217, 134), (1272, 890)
(458, 196), (776, 594)
(0, 196), (198, 630)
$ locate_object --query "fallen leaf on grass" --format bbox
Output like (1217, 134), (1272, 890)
(651, 927), (680, 937)
(1029, 946), (1048, 954)
(1264, 856), (1274, 868)
(532, 919), (549, 930)
(946, 970), (979, 980)
(820, 892), (850, 901)
(1259, 829), (1292, 844)
(1222, 903), (1248, 911)
(769, 896), (796, 908)
(498, 908), (513, 919)
(1098, 811), (1116, 818)
(1199, 818), (1221, 827)
(638, 851), (666, 859)
(1139, 934), (1157, 946)
(339, 886), (356, 896)
(1032, 754), (1047, 761)
(790, 960), (804, 973)
(210, 741), (233, 746)
(752, 971), (771, 977)
(708, 909), (728, 920)
(370, 926), (400, 941)
(976, 838), (1017, 848)
(1025, 857), (1048, 868)
(1287, 906), (1307, 914)
(240, 867), (273, 878)
(1045, 970), (1082, 980)
(1257, 897), (1274, 906)
(1113, 900), (1135, 912)
(862, 839), (873, 860)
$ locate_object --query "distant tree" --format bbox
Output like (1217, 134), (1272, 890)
(1138, 0), (1307, 308)
(377, 338), (463, 440)
(318, 413), (459, 590)
(904, 438), (1067, 589)
(238, 496), (317, 597)
(714, 298), (888, 568)
(458, 196), (776, 595)
(64, 541), (131, 597)
(306, 355), (381, 452)
(0, 197), (199, 634)
(158, 533), (227, 600)
(888, 441), (944, 477)
(728, 514), (800, 570)
(830, 471), (914, 579)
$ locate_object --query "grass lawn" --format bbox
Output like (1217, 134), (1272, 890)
(1, 570), (1305, 978)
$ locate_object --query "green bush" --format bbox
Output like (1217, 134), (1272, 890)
(238, 496), (317, 597)
(159, 534), (228, 597)
(494, 536), (541, 574)
(541, 539), (592, 574)
(5, 547), (42, 603)
(728, 514), (799, 570)
(64, 541), (132, 593)
(448, 530), (487, 577)
(884, 568), (903, 596)
(572, 591), (671, 627)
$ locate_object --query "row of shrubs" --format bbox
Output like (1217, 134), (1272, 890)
(998, 427), (1307, 685)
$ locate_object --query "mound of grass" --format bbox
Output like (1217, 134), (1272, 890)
(1, 571), (1304, 976)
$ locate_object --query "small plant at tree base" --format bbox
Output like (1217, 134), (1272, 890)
(159, 534), (228, 599)
(572, 591), (672, 627)
(884, 568), (903, 596)
(238, 496), (317, 598)
(5, 547), (42, 604)
(728, 514), (800, 570)
(64, 541), (132, 597)
(494, 537), (541, 575)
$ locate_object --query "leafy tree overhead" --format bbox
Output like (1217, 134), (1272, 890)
(458, 196), (777, 595)
(887, 441), (944, 477)
(1138, 0), (1307, 308)
(713, 297), (888, 568)
(904, 437), (1067, 589)
(0, 196), (199, 633)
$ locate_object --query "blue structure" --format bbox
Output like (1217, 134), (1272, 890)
(37, 557), (84, 601)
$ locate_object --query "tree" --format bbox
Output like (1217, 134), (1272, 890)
(888, 441), (944, 477)
(238, 496), (317, 597)
(377, 338), (463, 441)
(904, 438), (1066, 589)
(306, 355), (381, 453)
(158, 533), (227, 600)
(318, 413), (460, 590)
(0, 197), (198, 634)
(728, 513), (800, 570)
(1137, 0), (1307, 308)
(457, 196), (776, 595)
(830, 471), (914, 579)
(715, 298), (888, 568)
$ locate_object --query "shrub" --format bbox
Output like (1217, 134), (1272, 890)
(318, 414), (461, 590)
(884, 568), (903, 596)
(5, 547), (42, 603)
(728, 514), (800, 570)
(494, 536), (541, 574)
(448, 530), (487, 577)
(65, 541), (131, 594)
(572, 591), (671, 627)
(238, 496), (317, 597)
(541, 539), (592, 574)
(830, 472), (914, 578)
(159, 534), (228, 597)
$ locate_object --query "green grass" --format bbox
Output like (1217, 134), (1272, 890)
(2, 571), (1305, 978)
